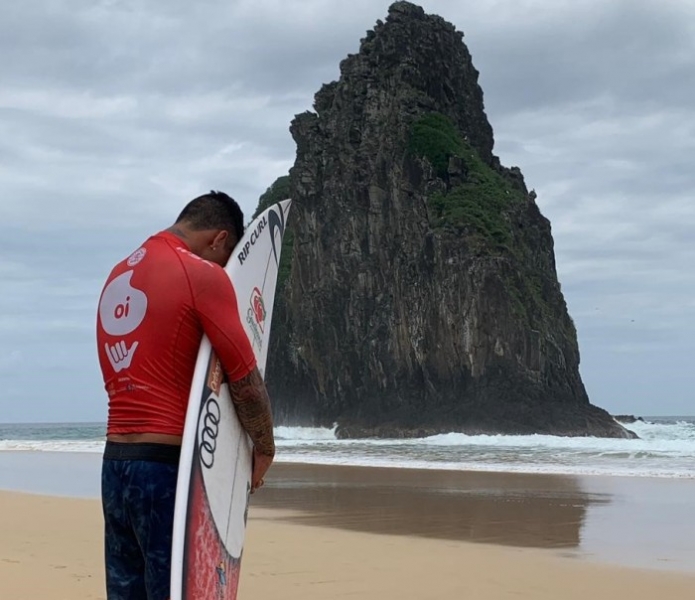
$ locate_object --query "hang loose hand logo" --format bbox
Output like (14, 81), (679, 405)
(105, 340), (140, 372)
(99, 271), (148, 373)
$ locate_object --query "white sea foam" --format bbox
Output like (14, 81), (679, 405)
(1, 421), (694, 479)
(273, 453), (695, 479)
(0, 440), (105, 453)
(626, 419), (695, 441)
(271, 421), (695, 478)
(276, 422), (695, 456)
(420, 429), (695, 456)
(274, 425), (338, 441)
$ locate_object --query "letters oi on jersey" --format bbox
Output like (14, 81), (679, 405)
(98, 267), (149, 373)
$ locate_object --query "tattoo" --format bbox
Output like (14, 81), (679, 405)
(228, 368), (275, 457)
(166, 225), (189, 240)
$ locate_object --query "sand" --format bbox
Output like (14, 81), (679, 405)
(1, 484), (694, 600)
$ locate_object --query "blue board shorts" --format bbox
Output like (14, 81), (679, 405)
(101, 442), (181, 600)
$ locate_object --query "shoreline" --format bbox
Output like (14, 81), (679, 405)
(1, 454), (695, 574)
(3, 446), (695, 481)
(2, 490), (694, 600)
(2, 415), (694, 481)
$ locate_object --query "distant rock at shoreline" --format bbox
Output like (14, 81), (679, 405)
(613, 414), (645, 424)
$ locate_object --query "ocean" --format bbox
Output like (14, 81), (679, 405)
(1, 416), (693, 479)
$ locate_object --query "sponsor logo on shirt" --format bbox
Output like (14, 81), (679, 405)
(98, 271), (148, 373)
(126, 247), (147, 266)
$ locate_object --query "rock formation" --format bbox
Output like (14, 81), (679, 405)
(258, 1), (635, 439)
(612, 415), (645, 424)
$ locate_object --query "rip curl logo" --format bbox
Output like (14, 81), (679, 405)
(268, 205), (286, 268)
(237, 215), (268, 265)
(99, 271), (148, 372)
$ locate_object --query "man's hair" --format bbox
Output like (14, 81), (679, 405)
(175, 190), (245, 242)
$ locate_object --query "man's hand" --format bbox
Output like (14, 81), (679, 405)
(251, 448), (273, 493)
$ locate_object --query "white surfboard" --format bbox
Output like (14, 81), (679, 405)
(170, 199), (292, 600)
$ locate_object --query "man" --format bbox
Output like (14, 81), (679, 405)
(96, 191), (275, 600)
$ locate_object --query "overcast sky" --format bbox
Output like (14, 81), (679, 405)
(1, 0), (693, 423)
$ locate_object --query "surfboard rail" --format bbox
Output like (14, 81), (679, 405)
(170, 199), (292, 600)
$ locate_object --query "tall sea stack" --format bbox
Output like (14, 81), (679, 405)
(261, 1), (633, 439)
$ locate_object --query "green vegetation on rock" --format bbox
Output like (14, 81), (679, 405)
(409, 113), (524, 247)
(252, 175), (294, 290)
(409, 113), (558, 331)
(408, 112), (464, 178)
(253, 175), (290, 219)
(429, 187), (512, 246)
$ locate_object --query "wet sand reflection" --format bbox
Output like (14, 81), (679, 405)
(252, 463), (610, 549)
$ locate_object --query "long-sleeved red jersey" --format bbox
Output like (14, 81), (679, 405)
(96, 231), (256, 436)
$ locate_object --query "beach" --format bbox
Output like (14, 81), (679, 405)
(1, 460), (695, 600)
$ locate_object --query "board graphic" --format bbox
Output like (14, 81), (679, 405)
(170, 199), (291, 600)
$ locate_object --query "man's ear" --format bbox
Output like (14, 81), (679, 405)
(214, 230), (229, 248)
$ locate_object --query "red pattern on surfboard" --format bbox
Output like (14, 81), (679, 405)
(183, 455), (242, 599)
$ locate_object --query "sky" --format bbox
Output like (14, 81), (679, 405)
(1, 0), (693, 423)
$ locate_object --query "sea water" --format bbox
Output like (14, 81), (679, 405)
(1, 417), (693, 479)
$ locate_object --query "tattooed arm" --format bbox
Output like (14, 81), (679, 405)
(229, 368), (275, 492)
(227, 367), (275, 457)
(191, 262), (276, 462)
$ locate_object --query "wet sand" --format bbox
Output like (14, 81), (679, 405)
(255, 463), (600, 547)
(255, 463), (695, 572)
(2, 484), (694, 600)
(1, 452), (695, 572)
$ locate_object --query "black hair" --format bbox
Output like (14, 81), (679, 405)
(175, 190), (245, 242)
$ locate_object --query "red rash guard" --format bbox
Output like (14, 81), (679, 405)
(96, 231), (257, 436)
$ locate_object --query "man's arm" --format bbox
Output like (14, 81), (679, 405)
(228, 367), (276, 492)
(227, 368), (275, 458)
(190, 264), (276, 467)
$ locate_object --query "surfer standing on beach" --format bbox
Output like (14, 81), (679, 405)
(95, 191), (276, 600)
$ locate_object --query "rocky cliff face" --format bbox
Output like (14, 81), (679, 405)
(262, 1), (634, 439)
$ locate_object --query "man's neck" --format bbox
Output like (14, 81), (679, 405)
(166, 224), (189, 241)
(166, 224), (207, 256)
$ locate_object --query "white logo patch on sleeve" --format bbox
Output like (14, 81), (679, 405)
(127, 247), (147, 266)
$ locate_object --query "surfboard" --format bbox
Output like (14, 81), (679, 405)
(170, 198), (292, 600)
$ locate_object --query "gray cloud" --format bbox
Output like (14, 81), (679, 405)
(1, 0), (693, 421)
